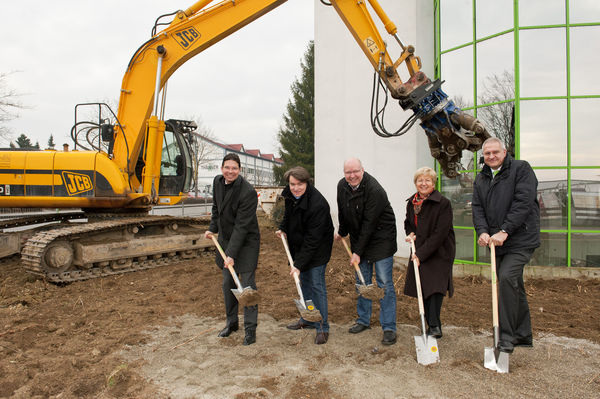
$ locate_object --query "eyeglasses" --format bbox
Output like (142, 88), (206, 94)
(344, 169), (362, 176)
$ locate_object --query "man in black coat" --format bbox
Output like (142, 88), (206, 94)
(335, 158), (398, 345)
(205, 153), (260, 346)
(472, 137), (540, 354)
(276, 166), (334, 344)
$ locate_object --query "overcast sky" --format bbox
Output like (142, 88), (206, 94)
(1, 0), (314, 155)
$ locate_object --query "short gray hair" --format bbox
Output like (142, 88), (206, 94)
(413, 167), (437, 184)
(482, 137), (506, 150)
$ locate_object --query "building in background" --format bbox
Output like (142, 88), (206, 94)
(194, 136), (283, 196)
(437, 0), (600, 268)
(315, 0), (600, 268)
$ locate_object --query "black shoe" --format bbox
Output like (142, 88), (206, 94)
(218, 323), (239, 338)
(243, 330), (256, 346)
(513, 337), (533, 348)
(348, 323), (370, 334)
(315, 332), (329, 345)
(426, 326), (443, 339)
(498, 341), (514, 354)
(286, 320), (316, 330)
(382, 330), (397, 345)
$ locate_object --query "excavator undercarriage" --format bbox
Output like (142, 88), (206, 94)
(4, 214), (213, 283)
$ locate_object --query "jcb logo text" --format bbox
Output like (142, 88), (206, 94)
(62, 171), (93, 196)
(172, 27), (200, 50)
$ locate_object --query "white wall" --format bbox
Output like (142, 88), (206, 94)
(314, 0), (434, 258)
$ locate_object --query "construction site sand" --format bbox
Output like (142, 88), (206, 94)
(121, 314), (600, 399)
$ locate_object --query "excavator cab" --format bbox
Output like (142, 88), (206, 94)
(158, 119), (195, 197)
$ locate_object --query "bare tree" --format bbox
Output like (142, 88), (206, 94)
(477, 70), (515, 156)
(185, 116), (219, 197)
(0, 72), (25, 144)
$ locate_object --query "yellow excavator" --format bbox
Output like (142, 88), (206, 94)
(0, 0), (488, 282)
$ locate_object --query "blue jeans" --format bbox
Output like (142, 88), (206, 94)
(355, 256), (396, 331)
(299, 264), (329, 333)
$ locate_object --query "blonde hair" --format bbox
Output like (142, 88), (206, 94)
(413, 167), (437, 184)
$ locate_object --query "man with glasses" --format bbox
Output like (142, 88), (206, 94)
(472, 137), (540, 354)
(205, 153), (260, 346)
(335, 158), (398, 345)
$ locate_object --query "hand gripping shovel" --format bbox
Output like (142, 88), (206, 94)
(409, 237), (440, 365)
(484, 242), (510, 373)
(341, 238), (384, 301)
(210, 236), (260, 308)
(280, 235), (322, 322)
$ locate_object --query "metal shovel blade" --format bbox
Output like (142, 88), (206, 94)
(294, 299), (322, 322)
(356, 283), (385, 301)
(414, 335), (440, 366)
(484, 347), (509, 373)
(231, 287), (260, 308)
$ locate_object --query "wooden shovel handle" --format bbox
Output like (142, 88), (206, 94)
(280, 234), (295, 268)
(490, 242), (499, 328)
(280, 235), (306, 305)
(210, 235), (242, 290)
(210, 235), (227, 262)
(409, 237), (426, 315)
(341, 238), (368, 286)
(341, 238), (361, 272)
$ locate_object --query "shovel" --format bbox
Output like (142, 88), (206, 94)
(210, 235), (260, 308)
(279, 234), (322, 322)
(484, 242), (510, 373)
(341, 238), (384, 301)
(409, 237), (440, 365)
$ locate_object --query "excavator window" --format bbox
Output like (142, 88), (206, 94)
(158, 121), (193, 195)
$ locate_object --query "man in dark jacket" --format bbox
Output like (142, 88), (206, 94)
(277, 166), (334, 344)
(335, 158), (398, 345)
(472, 137), (540, 354)
(205, 153), (260, 346)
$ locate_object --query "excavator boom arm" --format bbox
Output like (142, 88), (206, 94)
(113, 0), (488, 182)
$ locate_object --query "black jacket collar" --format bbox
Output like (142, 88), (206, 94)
(282, 183), (312, 210)
(482, 153), (513, 178)
(406, 189), (442, 203)
(216, 175), (241, 212)
(342, 171), (373, 194)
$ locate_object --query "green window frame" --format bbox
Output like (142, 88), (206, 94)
(434, 0), (600, 267)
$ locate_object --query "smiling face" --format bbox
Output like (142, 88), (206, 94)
(221, 159), (240, 184)
(343, 159), (364, 188)
(482, 140), (507, 170)
(415, 175), (435, 197)
(289, 175), (307, 198)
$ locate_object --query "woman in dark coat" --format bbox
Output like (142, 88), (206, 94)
(276, 166), (334, 345)
(404, 167), (455, 338)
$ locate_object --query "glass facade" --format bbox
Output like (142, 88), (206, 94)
(436, 0), (600, 267)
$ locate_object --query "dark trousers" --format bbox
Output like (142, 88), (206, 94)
(222, 268), (258, 332)
(424, 293), (444, 328)
(496, 248), (534, 345)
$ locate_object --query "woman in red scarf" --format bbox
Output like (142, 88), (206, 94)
(403, 167), (455, 338)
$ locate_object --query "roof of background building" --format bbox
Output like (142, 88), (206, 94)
(196, 135), (283, 165)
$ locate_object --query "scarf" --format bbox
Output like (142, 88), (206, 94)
(412, 192), (430, 226)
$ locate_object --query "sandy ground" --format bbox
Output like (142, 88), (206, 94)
(1, 215), (599, 398)
(120, 314), (600, 399)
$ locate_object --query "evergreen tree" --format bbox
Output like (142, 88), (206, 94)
(34, 141), (40, 149)
(15, 133), (33, 149)
(274, 41), (314, 184)
(9, 141), (15, 148)
(47, 134), (56, 149)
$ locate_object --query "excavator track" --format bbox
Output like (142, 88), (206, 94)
(20, 216), (213, 283)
